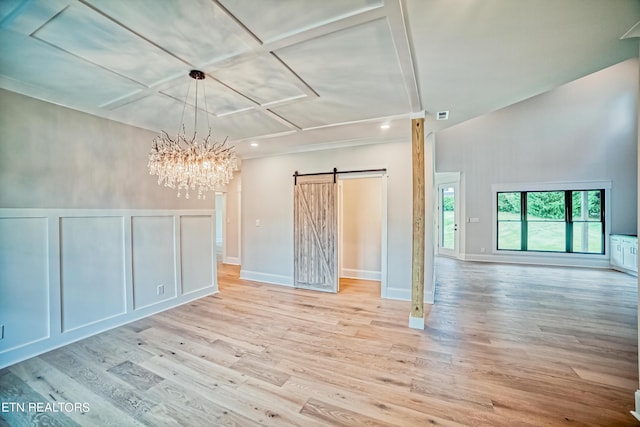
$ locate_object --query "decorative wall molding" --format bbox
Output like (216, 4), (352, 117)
(0, 208), (217, 369)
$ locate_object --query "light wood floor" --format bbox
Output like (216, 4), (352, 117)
(1, 258), (638, 426)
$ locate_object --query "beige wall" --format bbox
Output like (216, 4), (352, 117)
(340, 177), (381, 279)
(224, 171), (242, 263)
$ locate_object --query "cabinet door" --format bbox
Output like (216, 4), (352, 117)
(621, 238), (638, 271)
(610, 236), (623, 267)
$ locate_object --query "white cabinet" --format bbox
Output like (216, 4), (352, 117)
(610, 234), (637, 276)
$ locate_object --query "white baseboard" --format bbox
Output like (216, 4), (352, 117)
(409, 314), (425, 330)
(239, 270), (293, 287)
(612, 265), (638, 276)
(461, 252), (611, 269)
(382, 287), (434, 304)
(632, 391), (640, 421)
(223, 256), (241, 265)
(340, 268), (381, 281)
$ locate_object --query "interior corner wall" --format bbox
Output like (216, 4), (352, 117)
(435, 58), (638, 263)
(0, 90), (217, 368)
(240, 141), (426, 300)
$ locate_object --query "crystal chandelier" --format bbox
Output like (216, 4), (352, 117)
(148, 70), (238, 200)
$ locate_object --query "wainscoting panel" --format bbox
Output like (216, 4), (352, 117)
(180, 215), (216, 295)
(0, 217), (50, 353)
(132, 216), (176, 309)
(60, 216), (127, 332)
(0, 209), (216, 369)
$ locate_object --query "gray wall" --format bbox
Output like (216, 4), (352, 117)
(436, 58), (638, 260)
(0, 88), (214, 209)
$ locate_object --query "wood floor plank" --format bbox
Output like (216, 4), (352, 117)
(9, 357), (143, 427)
(299, 397), (398, 427)
(0, 258), (637, 426)
(0, 370), (81, 427)
(39, 349), (158, 421)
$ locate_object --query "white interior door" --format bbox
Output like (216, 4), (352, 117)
(438, 182), (459, 258)
(293, 175), (338, 292)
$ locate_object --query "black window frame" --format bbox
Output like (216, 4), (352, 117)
(497, 189), (605, 254)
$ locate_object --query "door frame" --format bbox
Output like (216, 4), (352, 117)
(435, 172), (461, 259)
(337, 172), (388, 298)
(215, 191), (226, 262)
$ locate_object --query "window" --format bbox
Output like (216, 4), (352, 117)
(497, 189), (604, 254)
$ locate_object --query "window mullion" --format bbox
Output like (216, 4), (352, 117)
(566, 190), (572, 253)
(521, 192), (527, 251)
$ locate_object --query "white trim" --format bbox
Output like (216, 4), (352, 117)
(0, 208), (217, 217)
(223, 256), (241, 265)
(382, 287), (434, 304)
(492, 180), (612, 193)
(611, 265), (638, 276)
(340, 268), (381, 281)
(461, 251), (611, 269)
(239, 270), (293, 287)
(633, 391), (640, 421)
(237, 182), (242, 265)
(408, 314), (425, 330)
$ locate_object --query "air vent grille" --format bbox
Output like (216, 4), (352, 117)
(436, 111), (449, 120)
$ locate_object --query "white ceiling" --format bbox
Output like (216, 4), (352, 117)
(0, 0), (638, 158)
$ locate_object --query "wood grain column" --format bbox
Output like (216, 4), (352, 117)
(410, 117), (425, 329)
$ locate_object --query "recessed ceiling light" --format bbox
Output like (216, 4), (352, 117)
(250, 142), (259, 147)
(380, 123), (390, 129)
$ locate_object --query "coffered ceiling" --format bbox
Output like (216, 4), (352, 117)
(0, 0), (638, 158)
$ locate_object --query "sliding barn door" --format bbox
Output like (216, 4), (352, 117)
(294, 175), (338, 293)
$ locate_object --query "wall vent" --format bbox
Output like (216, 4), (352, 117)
(436, 111), (449, 120)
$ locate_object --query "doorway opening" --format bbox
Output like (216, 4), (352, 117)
(436, 173), (461, 259)
(215, 192), (226, 264)
(338, 174), (388, 297)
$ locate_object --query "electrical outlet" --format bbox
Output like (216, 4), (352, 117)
(157, 285), (165, 296)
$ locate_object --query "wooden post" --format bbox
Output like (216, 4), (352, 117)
(410, 117), (425, 329)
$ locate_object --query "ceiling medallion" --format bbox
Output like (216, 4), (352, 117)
(148, 70), (238, 200)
